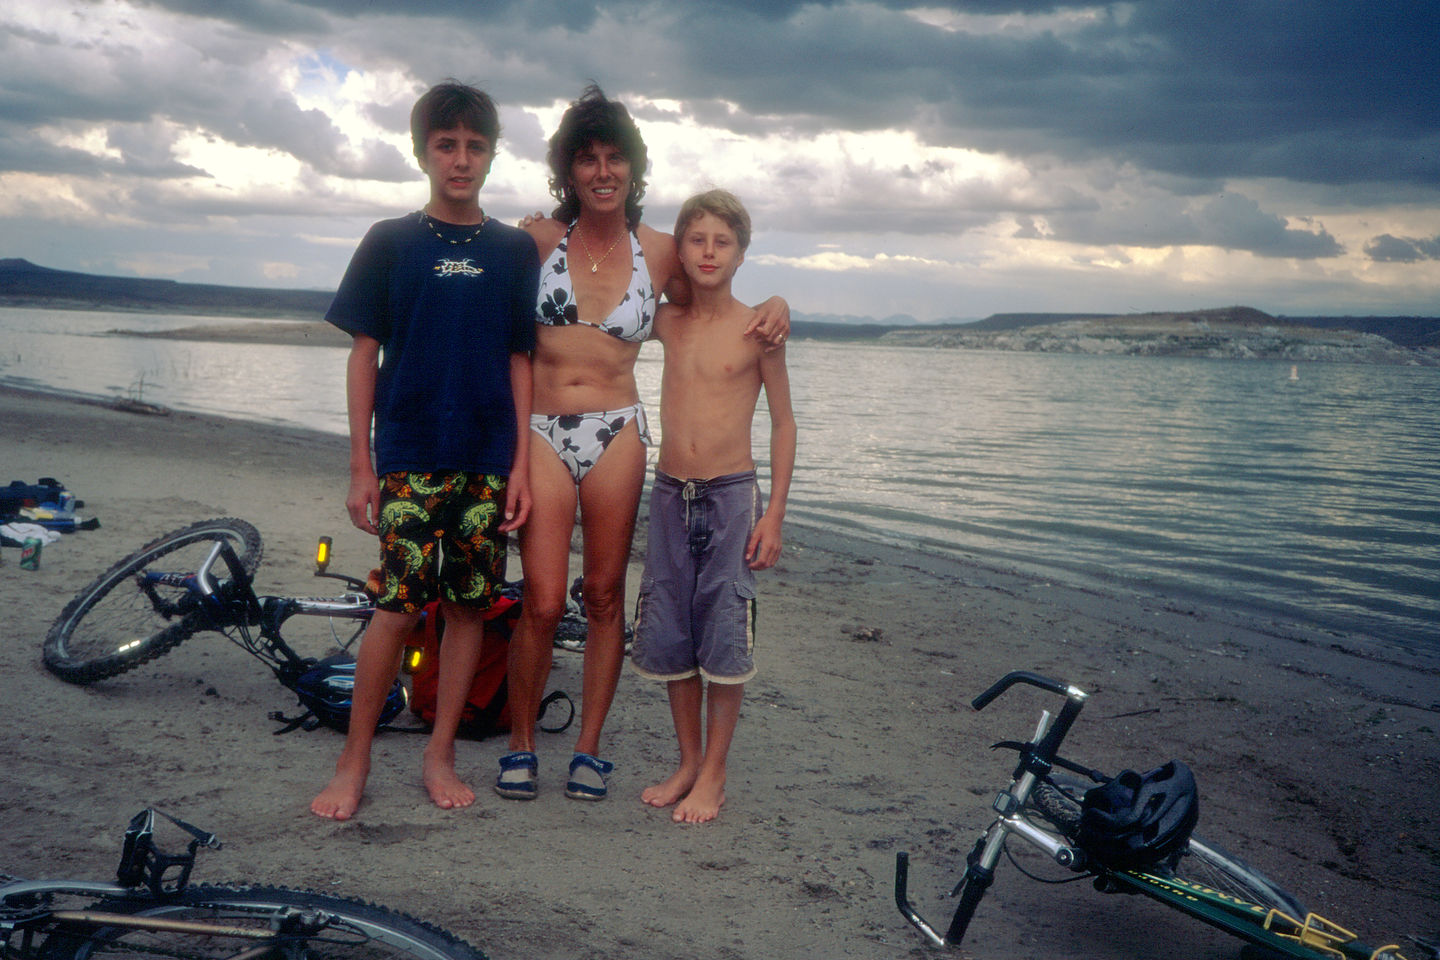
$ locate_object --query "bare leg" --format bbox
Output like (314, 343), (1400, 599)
(505, 441), (576, 754)
(674, 681), (744, 824)
(641, 676), (703, 807)
(421, 603), (486, 810)
(572, 421), (647, 758)
(310, 608), (418, 820)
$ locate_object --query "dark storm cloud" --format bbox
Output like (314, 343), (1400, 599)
(485, 0), (1436, 191)
(1038, 185), (1342, 258)
(1, 9), (413, 183)
(5, 0), (1437, 311)
(128, 0), (603, 33)
(777, 2), (1429, 188)
(215, 96), (415, 181)
(16, 1), (1437, 195)
(0, 120), (206, 178)
(128, 0), (331, 34)
(1365, 234), (1440, 263)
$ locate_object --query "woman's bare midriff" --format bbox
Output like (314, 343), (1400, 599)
(531, 325), (644, 414)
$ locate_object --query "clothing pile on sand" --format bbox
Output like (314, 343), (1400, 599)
(1, 478), (99, 556)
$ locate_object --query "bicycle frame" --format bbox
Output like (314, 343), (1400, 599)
(1, 810), (225, 936)
(166, 537), (373, 680)
(894, 671), (1417, 960)
(0, 809), (435, 959)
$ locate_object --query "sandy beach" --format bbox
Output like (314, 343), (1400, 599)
(1, 383), (1435, 960)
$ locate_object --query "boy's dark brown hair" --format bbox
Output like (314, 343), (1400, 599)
(410, 81), (500, 160)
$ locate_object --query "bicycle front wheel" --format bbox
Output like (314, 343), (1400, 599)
(43, 519), (263, 684)
(1168, 837), (1308, 920)
(1030, 776), (1308, 919)
(36, 884), (486, 960)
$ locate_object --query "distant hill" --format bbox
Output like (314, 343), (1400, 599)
(957, 307), (1440, 350)
(879, 306), (1439, 365)
(0, 258), (332, 320)
(1274, 314), (1440, 349)
(3, 259), (1436, 351)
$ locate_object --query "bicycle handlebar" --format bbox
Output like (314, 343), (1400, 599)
(972, 670), (1082, 711)
(194, 540), (255, 600)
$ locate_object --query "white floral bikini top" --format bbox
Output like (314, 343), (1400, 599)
(535, 222), (655, 343)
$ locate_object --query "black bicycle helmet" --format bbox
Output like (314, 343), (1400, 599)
(1076, 760), (1200, 869)
(288, 654), (407, 732)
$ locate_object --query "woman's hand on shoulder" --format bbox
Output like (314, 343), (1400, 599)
(523, 214), (566, 258)
(747, 295), (791, 351)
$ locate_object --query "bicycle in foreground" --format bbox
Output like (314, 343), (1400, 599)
(895, 670), (1433, 960)
(1, 808), (485, 960)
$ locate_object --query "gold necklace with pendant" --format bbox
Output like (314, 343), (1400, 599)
(576, 223), (623, 273)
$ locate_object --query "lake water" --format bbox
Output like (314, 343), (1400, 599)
(3, 306), (1437, 650)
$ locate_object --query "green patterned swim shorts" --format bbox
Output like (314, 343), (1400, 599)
(374, 470), (508, 614)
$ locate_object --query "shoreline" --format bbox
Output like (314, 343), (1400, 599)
(13, 375), (1427, 660)
(7, 301), (1433, 364)
(3, 379), (1434, 689)
(106, 318), (352, 347)
(2, 383), (1436, 959)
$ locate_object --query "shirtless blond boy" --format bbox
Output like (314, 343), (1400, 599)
(629, 190), (796, 823)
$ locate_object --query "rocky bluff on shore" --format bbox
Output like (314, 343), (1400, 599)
(880, 306), (1439, 365)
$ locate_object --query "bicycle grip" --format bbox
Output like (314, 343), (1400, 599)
(943, 861), (995, 946)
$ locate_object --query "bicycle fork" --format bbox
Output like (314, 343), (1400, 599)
(895, 705), (1086, 948)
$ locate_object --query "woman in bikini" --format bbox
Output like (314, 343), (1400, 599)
(497, 85), (788, 802)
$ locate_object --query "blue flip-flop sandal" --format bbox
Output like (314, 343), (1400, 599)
(495, 751), (538, 800)
(565, 752), (614, 801)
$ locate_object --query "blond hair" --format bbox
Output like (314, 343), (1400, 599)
(673, 189), (751, 251)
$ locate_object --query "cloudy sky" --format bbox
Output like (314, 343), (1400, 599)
(2, 1), (1437, 322)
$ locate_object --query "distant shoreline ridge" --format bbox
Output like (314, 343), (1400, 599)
(3, 257), (1437, 363)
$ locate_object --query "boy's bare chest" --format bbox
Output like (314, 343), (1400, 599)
(668, 328), (756, 382)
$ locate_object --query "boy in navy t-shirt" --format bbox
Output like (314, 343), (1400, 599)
(311, 81), (539, 821)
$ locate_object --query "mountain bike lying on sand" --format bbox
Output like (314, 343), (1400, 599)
(1, 808), (486, 960)
(41, 518), (581, 734)
(40, 518), (398, 729)
(895, 670), (1435, 960)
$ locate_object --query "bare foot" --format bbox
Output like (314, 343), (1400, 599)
(641, 766), (698, 808)
(672, 772), (725, 824)
(311, 760), (368, 821)
(422, 746), (475, 810)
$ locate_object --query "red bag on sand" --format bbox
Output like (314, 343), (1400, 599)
(406, 593), (520, 738)
(405, 587), (572, 739)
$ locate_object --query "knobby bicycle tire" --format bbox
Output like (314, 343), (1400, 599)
(1029, 777), (1084, 834)
(34, 883), (487, 960)
(1030, 776), (1308, 919)
(43, 519), (263, 684)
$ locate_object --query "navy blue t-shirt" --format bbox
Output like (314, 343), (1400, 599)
(326, 212), (539, 476)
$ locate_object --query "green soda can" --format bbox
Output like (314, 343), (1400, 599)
(19, 537), (42, 570)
